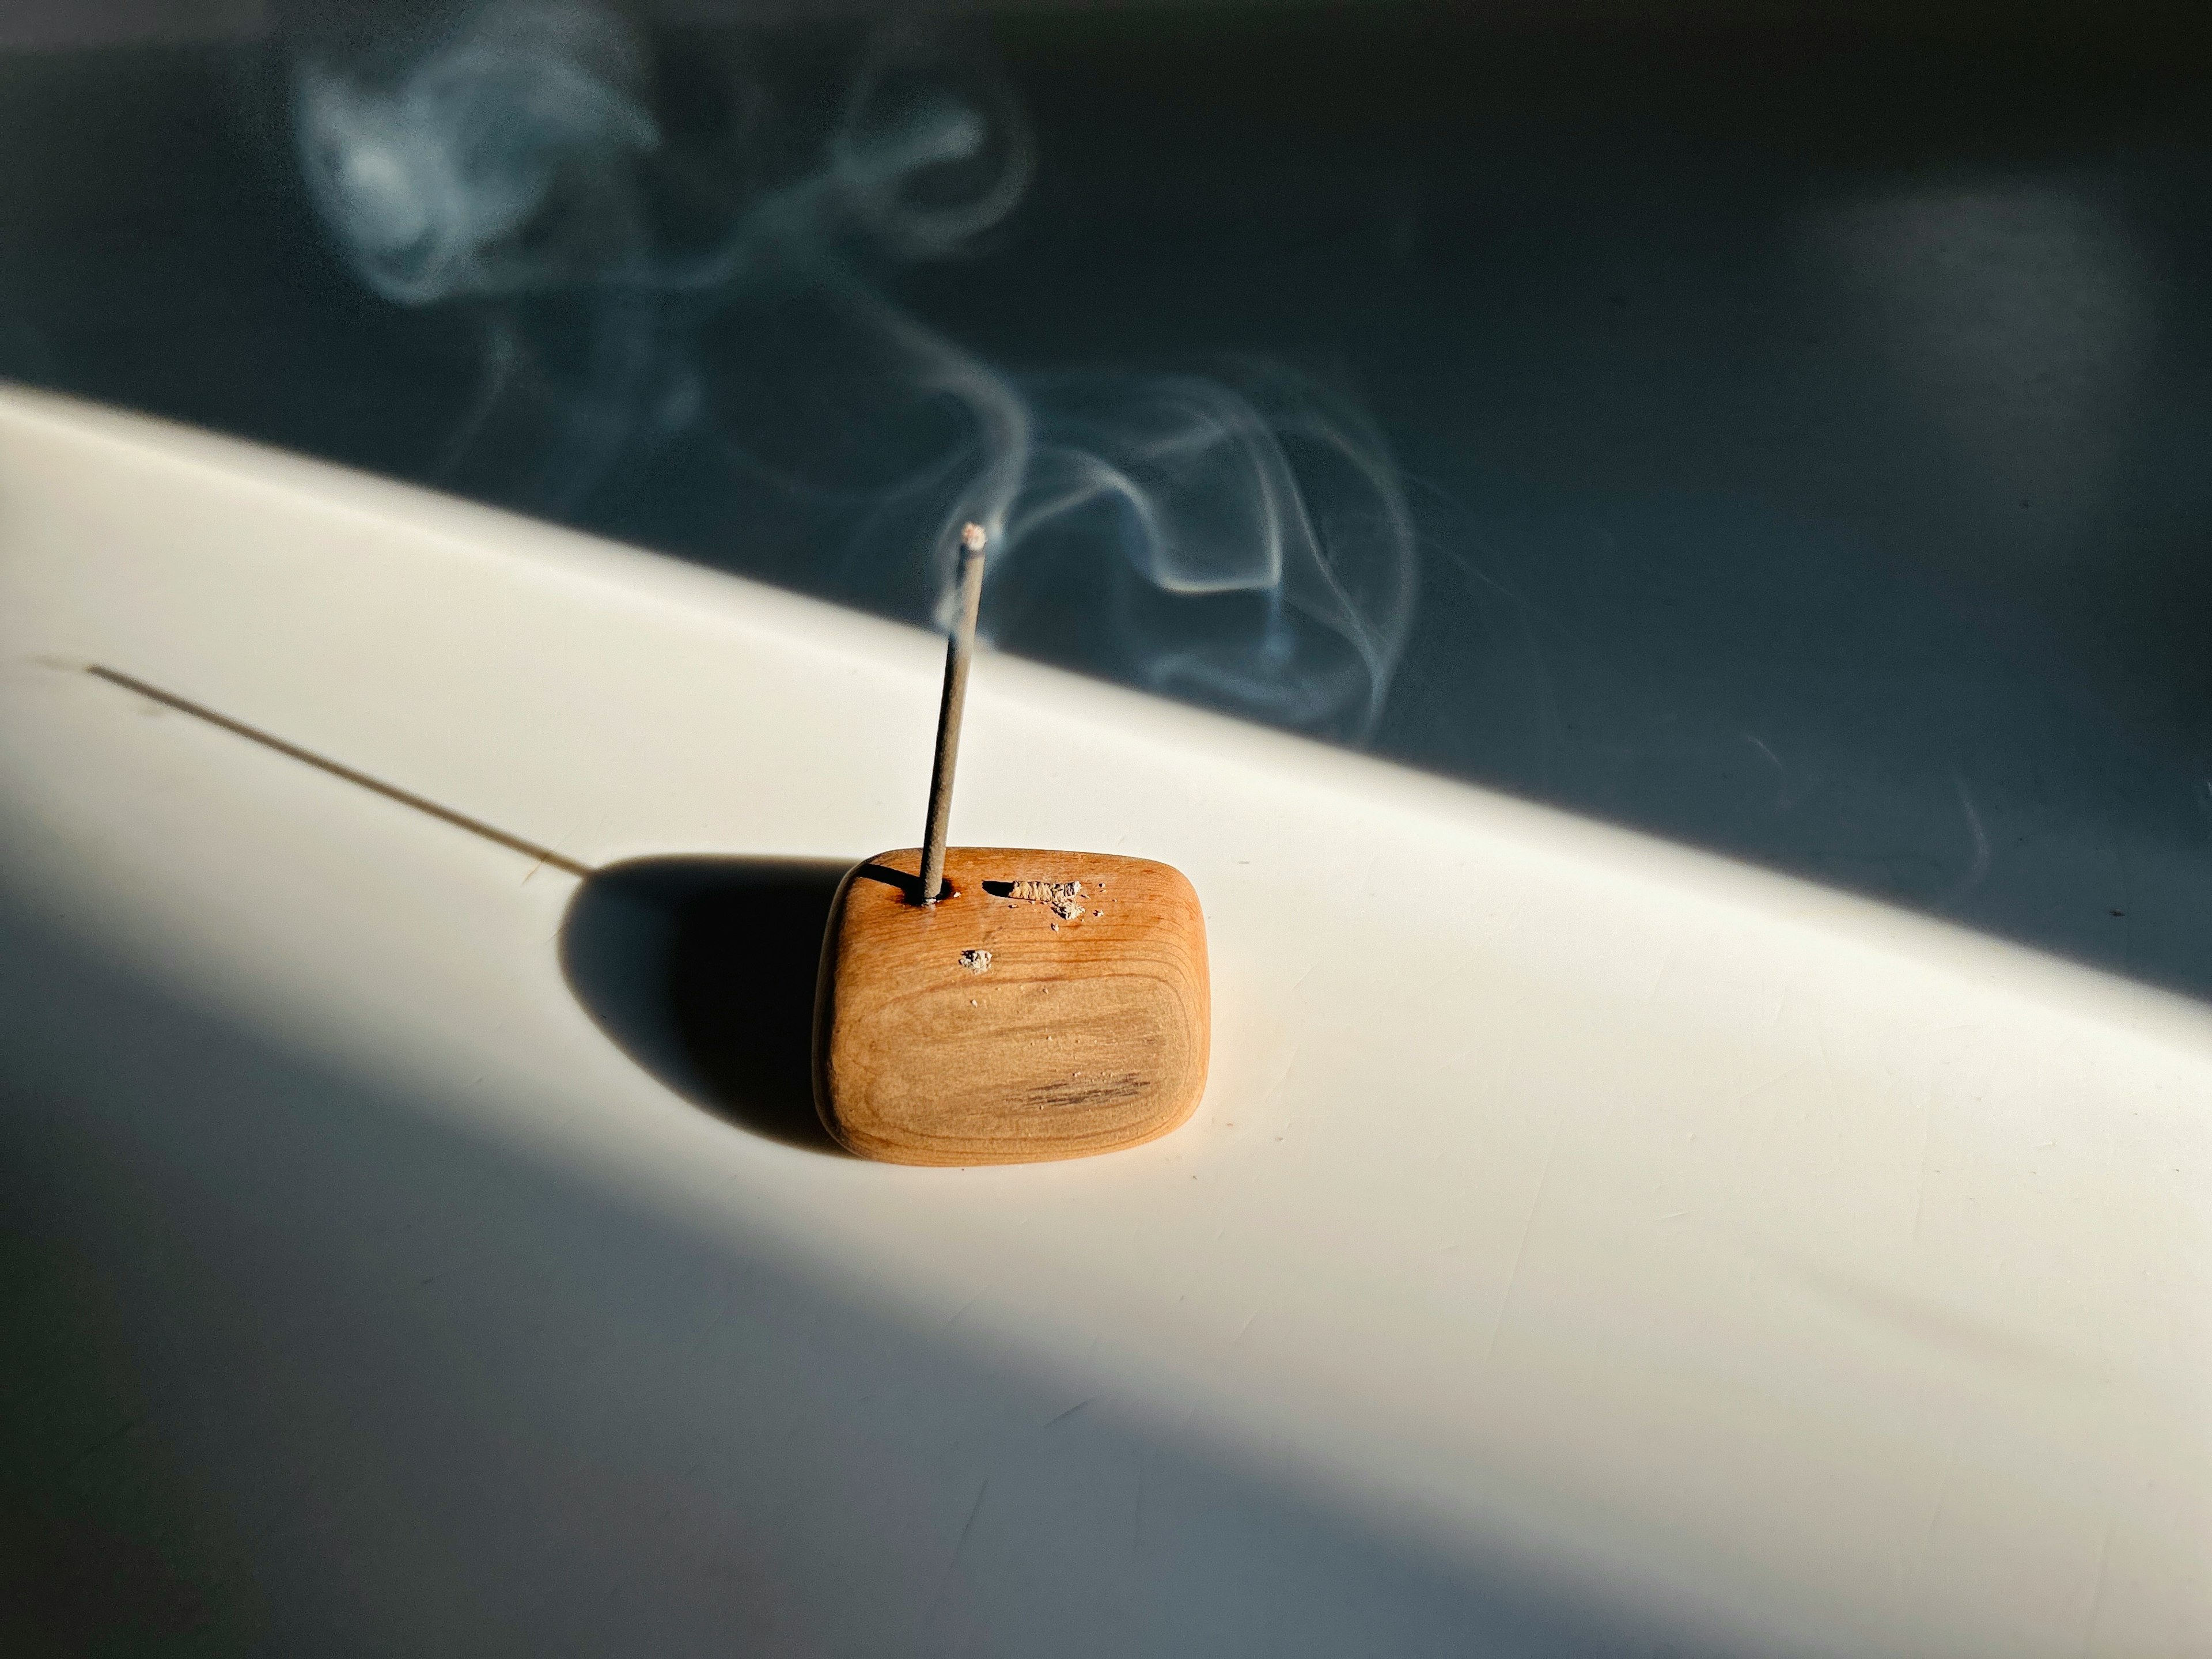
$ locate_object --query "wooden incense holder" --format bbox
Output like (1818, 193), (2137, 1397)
(813, 846), (1209, 1165)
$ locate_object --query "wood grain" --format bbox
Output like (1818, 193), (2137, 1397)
(813, 847), (1209, 1165)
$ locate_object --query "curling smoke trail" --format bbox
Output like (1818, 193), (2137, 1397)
(294, 0), (1415, 741)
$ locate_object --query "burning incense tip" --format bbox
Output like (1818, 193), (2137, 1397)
(960, 521), (987, 553)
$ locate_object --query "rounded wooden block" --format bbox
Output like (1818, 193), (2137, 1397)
(813, 848), (1210, 1165)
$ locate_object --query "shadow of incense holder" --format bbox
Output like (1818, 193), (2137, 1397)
(84, 655), (1209, 1166)
(813, 848), (1210, 1165)
(811, 522), (1210, 1165)
(85, 513), (1213, 1167)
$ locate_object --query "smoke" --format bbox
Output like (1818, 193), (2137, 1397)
(296, 0), (660, 303)
(293, 0), (1415, 741)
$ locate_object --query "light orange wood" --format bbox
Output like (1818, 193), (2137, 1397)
(813, 847), (1209, 1165)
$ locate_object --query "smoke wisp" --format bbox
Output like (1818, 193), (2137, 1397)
(294, 0), (1416, 741)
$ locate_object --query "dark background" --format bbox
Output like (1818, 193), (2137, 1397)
(3, 0), (2211, 994)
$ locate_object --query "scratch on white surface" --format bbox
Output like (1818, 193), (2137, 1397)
(1438, 543), (1570, 789)
(2078, 1510), (2116, 1656)
(1742, 731), (1796, 810)
(1484, 1123), (1563, 1363)
(1910, 1093), (1940, 1243)
(1773, 1252), (2091, 1382)
(1040, 1399), (1094, 1431)
(1260, 1035), (1303, 1113)
(1812, 1019), (1846, 1109)
(1733, 1062), (1806, 1105)
(1230, 1306), (1262, 1346)
(58, 1415), (147, 1476)
(1904, 1428), (1960, 1608)
(922, 1478), (992, 1634)
(1945, 774), (1992, 902)
(1130, 1456), (1148, 1556)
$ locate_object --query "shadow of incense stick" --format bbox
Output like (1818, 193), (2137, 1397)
(83, 664), (596, 878)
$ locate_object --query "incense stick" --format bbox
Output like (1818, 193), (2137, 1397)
(919, 522), (987, 904)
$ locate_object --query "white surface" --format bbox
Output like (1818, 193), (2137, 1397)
(1, 384), (2206, 1654)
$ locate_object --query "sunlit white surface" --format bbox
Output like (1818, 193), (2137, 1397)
(0, 385), (2205, 1654)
